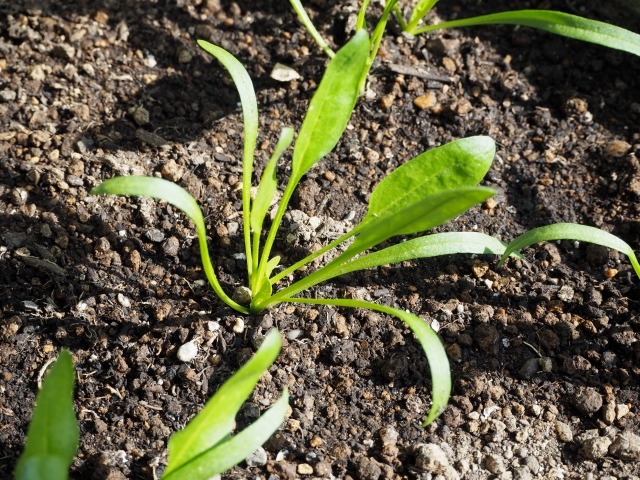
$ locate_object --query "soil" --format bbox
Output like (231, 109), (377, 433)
(1, 1), (639, 479)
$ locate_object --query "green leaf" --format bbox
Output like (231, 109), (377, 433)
(250, 127), (294, 236)
(284, 298), (450, 426)
(91, 177), (249, 314)
(163, 329), (286, 479)
(348, 186), (496, 256)
(291, 30), (370, 179)
(411, 10), (640, 57)
(499, 223), (640, 278)
(288, 0), (335, 58)
(162, 391), (289, 480)
(407, 0), (440, 32)
(15, 350), (78, 480)
(363, 136), (495, 227)
(252, 256), (281, 312)
(338, 232), (510, 277)
(197, 39), (259, 279)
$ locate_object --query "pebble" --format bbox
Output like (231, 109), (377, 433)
(232, 318), (245, 334)
(616, 403), (630, 420)
(581, 436), (612, 460)
(555, 421), (573, 442)
(473, 324), (499, 355)
(270, 63), (301, 82)
(413, 91), (437, 110)
(297, 463), (313, 475)
(132, 105), (150, 126)
(245, 447), (267, 467)
(162, 237), (180, 257)
(161, 160), (185, 181)
(605, 139), (631, 157)
(232, 286), (252, 306)
(572, 388), (603, 414)
(518, 357), (540, 379)
(484, 454), (506, 474)
(414, 443), (449, 474)
(145, 228), (165, 243)
(379, 426), (399, 446)
(609, 432), (640, 461)
(176, 340), (198, 362)
(177, 48), (193, 63)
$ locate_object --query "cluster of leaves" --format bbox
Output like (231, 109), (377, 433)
(15, 331), (287, 480)
(92, 30), (640, 430)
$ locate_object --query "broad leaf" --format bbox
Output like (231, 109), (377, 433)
(163, 329), (284, 478)
(197, 39), (260, 277)
(363, 136), (495, 227)
(412, 10), (640, 57)
(15, 350), (78, 480)
(499, 223), (640, 278)
(91, 177), (248, 313)
(348, 186), (495, 256)
(284, 298), (450, 426)
(291, 30), (369, 179)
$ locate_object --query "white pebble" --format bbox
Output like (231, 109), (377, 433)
(233, 318), (245, 334)
(270, 63), (301, 82)
(177, 340), (198, 362)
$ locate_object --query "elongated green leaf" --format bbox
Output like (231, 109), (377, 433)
(289, 0), (335, 57)
(197, 39), (259, 279)
(348, 186), (495, 256)
(162, 391), (289, 480)
(337, 232), (509, 277)
(407, 0), (439, 31)
(252, 256), (281, 312)
(284, 298), (450, 426)
(164, 329), (284, 478)
(15, 350), (78, 480)
(499, 223), (640, 278)
(291, 30), (370, 179)
(91, 177), (248, 313)
(251, 127), (294, 236)
(363, 136), (495, 227)
(411, 10), (640, 57)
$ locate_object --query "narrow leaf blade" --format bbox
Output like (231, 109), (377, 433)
(364, 136), (495, 226)
(499, 223), (640, 278)
(415, 10), (640, 57)
(164, 329), (282, 477)
(292, 30), (370, 178)
(15, 350), (78, 480)
(250, 127), (294, 234)
(162, 390), (289, 480)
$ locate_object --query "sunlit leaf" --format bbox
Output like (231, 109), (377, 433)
(163, 330), (286, 479)
(411, 10), (640, 57)
(15, 350), (78, 480)
(499, 223), (640, 278)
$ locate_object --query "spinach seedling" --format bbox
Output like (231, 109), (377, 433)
(91, 31), (640, 427)
(15, 330), (287, 480)
(289, 0), (640, 92)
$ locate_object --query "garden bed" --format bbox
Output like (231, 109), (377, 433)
(1, 0), (639, 478)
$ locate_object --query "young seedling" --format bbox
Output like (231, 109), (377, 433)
(91, 31), (640, 427)
(289, 0), (640, 92)
(15, 331), (287, 480)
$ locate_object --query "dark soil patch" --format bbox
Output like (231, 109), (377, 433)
(1, 1), (639, 479)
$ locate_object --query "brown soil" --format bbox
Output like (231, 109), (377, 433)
(1, 1), (639, 479)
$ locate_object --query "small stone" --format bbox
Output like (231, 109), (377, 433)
(245, 447), (267, 467)
(132, 106), (150, 126)
(471, 259), (490, 278)
(162, 237), (180, 257)
(572, 388), (603, 415)
(442, 57), (456, 72)
(380, 94), (394, 109)
(309, 435), (324, 447)
(414, 443), (449, 474)
(161, 160), (185, 181)
(177, 48), (193, 64)
(145, 228), (165, 243)
(605, 139), (631, 157)
(0, 89), (17, 102)
(176, 340), (198, 362)
(232, 286), (252, 306)
(117, 293), (131, 308)
(232, 318), (245, 334)
(539, 356), (553, 373)
(557, 285), (574, 301)
(379, 426), (399, 446)
(616, 403), (630, 420)
(518, 358), (540, 379)
(473, 324), (499, 355)
(581, 436), (612, 460)
(609, 432), (640, 461)
(270, 63), (301, 82)
(297, 463), (314, 475)
(603, 402), (616, 424)
(485, 454), (506, 474)
(555, 421), (573, 442)
(413, 91), (437, 110)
